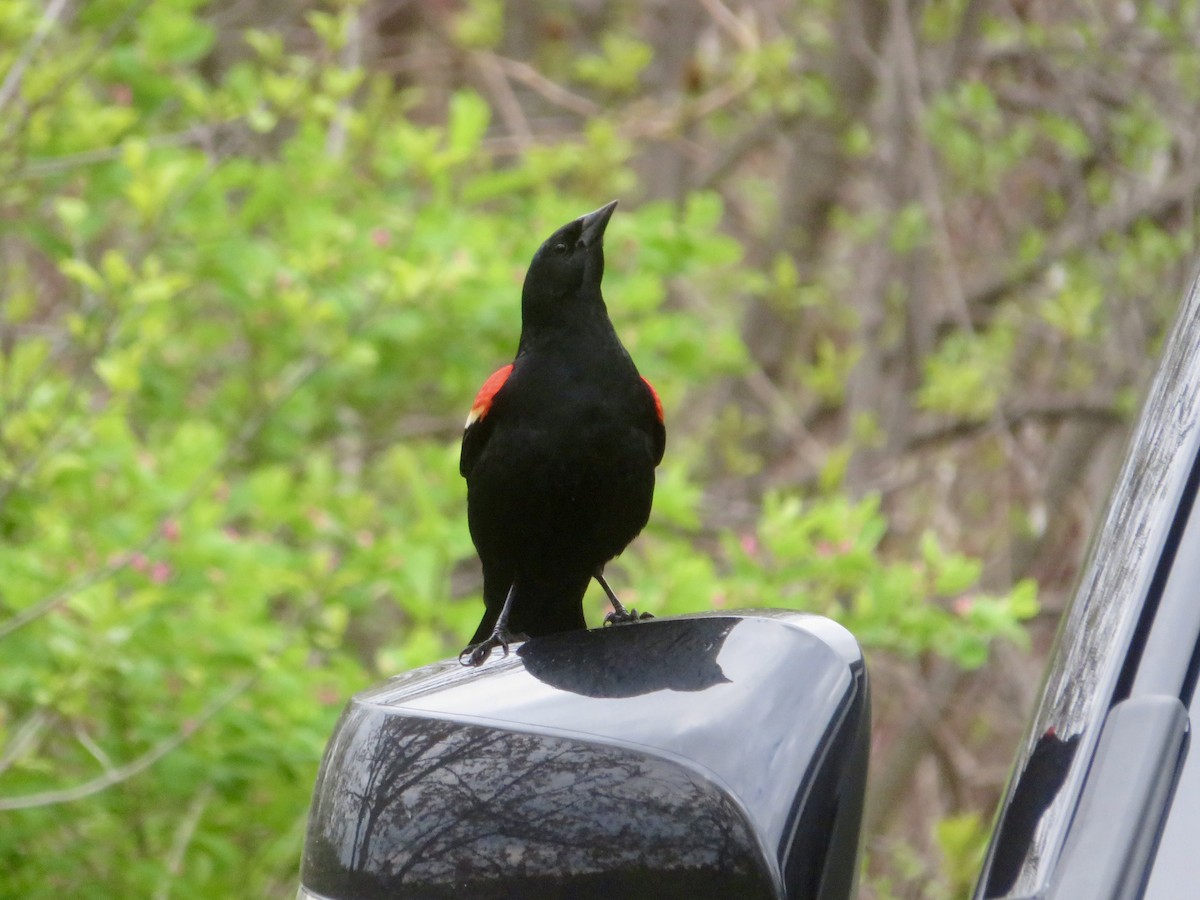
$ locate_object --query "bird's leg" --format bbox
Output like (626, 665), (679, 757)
(597, 570), (654, 626)
(459, 583), (527, 667)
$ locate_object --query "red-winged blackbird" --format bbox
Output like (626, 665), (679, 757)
(459, 201), (665, 667)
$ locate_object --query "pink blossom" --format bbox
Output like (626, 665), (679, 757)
(316, 685), (341, 706)
(150, 561), (172, 584)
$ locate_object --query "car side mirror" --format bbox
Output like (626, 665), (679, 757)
(298, 610), (870, 899)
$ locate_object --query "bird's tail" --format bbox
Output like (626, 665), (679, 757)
(470, 574), (590, 644)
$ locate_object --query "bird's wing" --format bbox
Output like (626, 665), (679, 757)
(641, 375), (666, 466)
(460, 364), (513, 478)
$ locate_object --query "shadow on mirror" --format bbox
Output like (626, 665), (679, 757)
(515, 617), (735, 698)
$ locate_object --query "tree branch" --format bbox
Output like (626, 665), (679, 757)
(0, 674), (254, 811)
(0, 0), (73, 116)
(906, 397), (1127, 451)
(966, 167), (1200, 312)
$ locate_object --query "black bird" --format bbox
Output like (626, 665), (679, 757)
(459, 201), (665, 667)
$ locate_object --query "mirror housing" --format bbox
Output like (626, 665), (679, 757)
(299, 611), (870, 899)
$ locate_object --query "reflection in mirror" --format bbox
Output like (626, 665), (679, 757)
(303, 710), (775, 899)
(984, 728), (1082, 898)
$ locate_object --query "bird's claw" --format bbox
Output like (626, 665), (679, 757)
(459, 636), (507, 667)
(458, 630), (528, 667)
(603, 608), (654, 626)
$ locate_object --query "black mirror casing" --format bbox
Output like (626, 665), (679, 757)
(298, 610), (870, 900)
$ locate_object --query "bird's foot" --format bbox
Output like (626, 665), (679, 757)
(594, 572), (653, 627)
(603, 607), (654, 626)
(458, 629), (528, 667)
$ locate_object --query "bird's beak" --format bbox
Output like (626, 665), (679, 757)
(579, 200), (618, 247)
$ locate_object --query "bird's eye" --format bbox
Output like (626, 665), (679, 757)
(553, 243), (568, 255)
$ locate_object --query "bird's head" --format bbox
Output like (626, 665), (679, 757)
(521, 200), (617, 327)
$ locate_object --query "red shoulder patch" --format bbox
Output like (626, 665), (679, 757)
(465, 364), (513, 428)
(642, 376), (664, 423)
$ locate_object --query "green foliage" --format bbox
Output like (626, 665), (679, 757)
(1041, 267), (1105, 341)
(867, 811), (992, 900)
(710, 494), (1034, 668)
(574, 34), (653, 94)
(0, 1), (1044, 897)
(925, 81), (1036, 193)
(935, 812), (992, 897)
(918, 327), (1016, 420)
